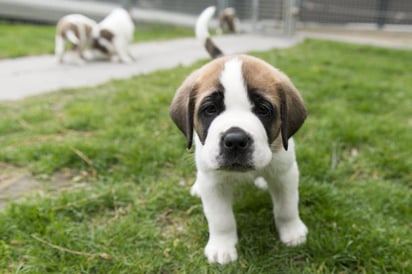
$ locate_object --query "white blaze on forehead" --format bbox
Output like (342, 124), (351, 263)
(219, 58), (251, 110)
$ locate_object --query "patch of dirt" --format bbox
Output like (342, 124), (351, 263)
(0, 163), (83, 209)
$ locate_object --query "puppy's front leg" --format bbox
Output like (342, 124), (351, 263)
(113, 38), (134, 63)
(197, 173), (238, 264)
(267, 161), (308, 246)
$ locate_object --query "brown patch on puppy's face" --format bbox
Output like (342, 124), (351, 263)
(241, 57), (281, 145)
(100, 29), (114, 41)
(92, 28), (114, 54)
(241, 56), (307, 150)
(192, 58), (227, 143)
(170, 58), (227, 148)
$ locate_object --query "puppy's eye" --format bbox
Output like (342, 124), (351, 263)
(254, 103), (272, 117)
(202, 104), (218, 116)
(199, 91), (224, 118)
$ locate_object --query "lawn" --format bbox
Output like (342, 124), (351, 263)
(0, 39), (411, 273)
(0, 21), (193, 59)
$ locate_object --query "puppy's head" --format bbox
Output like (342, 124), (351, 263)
(92, 27), (115, 54)
(170, 55), (306, 171)
(221, 7), (237, 18)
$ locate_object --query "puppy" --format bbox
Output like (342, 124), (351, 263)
(92, 8), (135, 63)
(55, 14), (97, 64)
(170, 6), (308, 265)
(218, 7), (239, 34)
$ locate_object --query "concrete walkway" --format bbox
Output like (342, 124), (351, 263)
(1, 29), (411, 102)
(0, 34), (301, 101)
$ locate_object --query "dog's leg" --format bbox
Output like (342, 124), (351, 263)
(113, 38), (133, 63)
(55, 35), (65, 63)
(266, 161), (308, 246)
(77, 24), (87, 60)
(71, 44), (85, 65)
(196, 173), (238, 264)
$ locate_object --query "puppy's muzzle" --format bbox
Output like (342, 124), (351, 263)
(219, 127), (254, 171)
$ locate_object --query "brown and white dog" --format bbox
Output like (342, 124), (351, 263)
(55, 14), (97, 64)
(218, 7), (239, 34)
(170, 6), (308, 264)
(92, 8), (135, 63)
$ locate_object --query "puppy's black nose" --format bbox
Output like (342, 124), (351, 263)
(222, 127), (251, 151)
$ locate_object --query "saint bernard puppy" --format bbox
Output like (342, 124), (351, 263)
(55, 14), (97, 64)
(170, 6), (308, 264)
(218, 7), (239, 34)
(92, 8), (135, 63)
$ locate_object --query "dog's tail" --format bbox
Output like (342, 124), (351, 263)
(195, 6), (223, 59)
(65, 29), (80, 45)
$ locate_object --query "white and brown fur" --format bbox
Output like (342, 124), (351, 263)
(218, 7), (239, 34)
(55, 14), (97, 64)
(170, 6), (308, 265)
(92, 8), (135, 63)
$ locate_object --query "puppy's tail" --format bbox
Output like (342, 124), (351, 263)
(65, 29), (80, 46)
(195, 6), (223, 59)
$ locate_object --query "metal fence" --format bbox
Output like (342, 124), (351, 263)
(127, 0), (286, 33)
(129, 0), (412, 33)
(299, 0), (412, 26)
(1, 0), (411, 33)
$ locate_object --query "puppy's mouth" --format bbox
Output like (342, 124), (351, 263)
(218, 162), (254, 172)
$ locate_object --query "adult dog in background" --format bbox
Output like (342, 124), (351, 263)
(92, 8), (135, 63)
(170, 6), (308, 265)
(55, 14), (96, 64)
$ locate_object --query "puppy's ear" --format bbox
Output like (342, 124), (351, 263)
(169, 71), (199, 149)
(277, 79), (307, 150)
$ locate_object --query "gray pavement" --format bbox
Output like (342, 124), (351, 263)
(1, 30), (411, 102)
(0, 34), (301, 101)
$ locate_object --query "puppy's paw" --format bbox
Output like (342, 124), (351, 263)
(121, 57), (134, 64)
(190, 183), (200, 197)
(73, 58), (85, 66)
(110, 55), (121, 63)
(277, 218), (308, 246)
(117, 53), (134, 64)
(254, 177), (268, 190)
(81, 50), (94, 61)
(205, 241), (237, 264)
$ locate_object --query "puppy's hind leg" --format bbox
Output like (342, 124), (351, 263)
(77, 24), (88, 60)
(55, 35), (65, 63)
(64, 30), (84, 65)
(267, 161), (308, 246)
(71, 44), (85, 65)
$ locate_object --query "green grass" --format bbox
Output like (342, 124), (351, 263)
(0, 21), (192, 59)
(0, 40), (411, 273)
